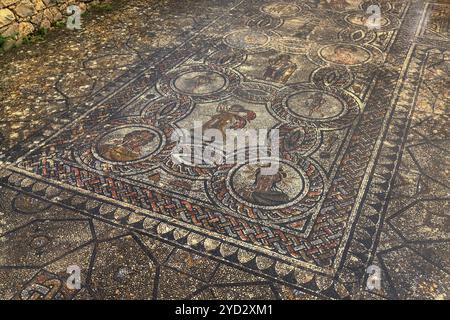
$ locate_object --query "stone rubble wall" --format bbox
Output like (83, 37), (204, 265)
(0, 0), (104, 49)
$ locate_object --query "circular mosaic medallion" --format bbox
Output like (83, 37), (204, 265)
(224, 29), (270, 51)
(319, 44), (371, 66)
(311, 66), (354, 89)
(345, 12), (390, 28)
(286, 90), (345, 120)
(278, 123), (319, 157)
(208, 157), (325, 222)
(270, 84), (361, 130)
(246, 14), (284, 30)
(261, 3), (302, 17)
(173, 71), (227, 96)
(158, 65), (241, 102)
(229, 160), (306, 208)
(94, 125), (163, 163)
(141, 97), (194, 125)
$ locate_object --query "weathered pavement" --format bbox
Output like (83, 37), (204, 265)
(0, 0), (448, 300)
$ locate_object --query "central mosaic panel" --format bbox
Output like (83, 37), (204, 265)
(15, 0), (411, 281)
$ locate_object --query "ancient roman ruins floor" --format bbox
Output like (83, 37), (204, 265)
(0, 0), (448, 300)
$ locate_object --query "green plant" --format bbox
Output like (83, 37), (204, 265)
(0, 35), (6, 47)
(0, 34), (17, 52)
(36, 27), (48, 37)
(52, 20), (66, 29)
(22, 27), (48, 44)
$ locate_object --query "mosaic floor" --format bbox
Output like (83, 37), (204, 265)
(0, 0), (449, 300)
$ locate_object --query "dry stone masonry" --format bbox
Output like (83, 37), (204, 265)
(0, 0), (103, 49)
